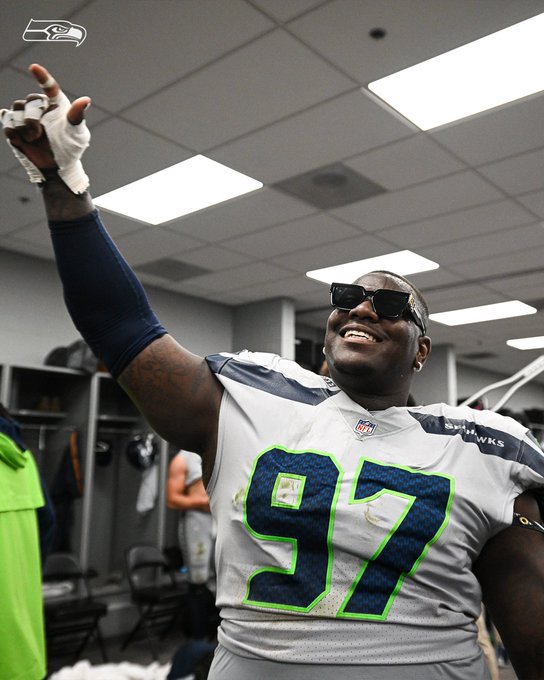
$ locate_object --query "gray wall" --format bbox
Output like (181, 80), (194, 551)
(0, 248), (233, 365)
(2, 246), (543, 412)
(233, 297), (295, 358)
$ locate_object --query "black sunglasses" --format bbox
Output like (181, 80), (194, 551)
(330, 282), (426, 334)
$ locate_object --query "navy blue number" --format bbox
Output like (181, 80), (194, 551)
(244, 447), (341, 611)
(244, 451), (453, 617)
(339, 459), (453, 619)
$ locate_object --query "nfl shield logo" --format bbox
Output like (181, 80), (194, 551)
(354, 419), (377, 435)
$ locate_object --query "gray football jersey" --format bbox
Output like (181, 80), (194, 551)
(205, 351), (544, 668)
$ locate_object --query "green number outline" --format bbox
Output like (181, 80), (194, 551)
(242, 446), (343, 612)
(338, 457), (455, 619)
(242, 450), (455, 618)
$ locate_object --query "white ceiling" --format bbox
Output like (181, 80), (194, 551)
(1, 0), (544, 382)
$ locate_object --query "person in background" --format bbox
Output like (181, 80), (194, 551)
(0, 403), (46, 680)
(167, 450), (218, 639)
(3, 63), (544, 680)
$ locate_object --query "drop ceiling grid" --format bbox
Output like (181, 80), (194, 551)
(1, 0), (543, 380)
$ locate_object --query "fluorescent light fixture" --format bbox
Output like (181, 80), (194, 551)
(306, 250), (439, 284)
(94, 155), (263, 225)
(368, 12), (544, 130)
(507, 336), (544, 350)
(430, 301), (537, 326)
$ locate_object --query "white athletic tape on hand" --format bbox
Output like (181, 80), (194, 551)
(1, 87), (90, 193)
(40, 89), (90, 193)
(11, 109), (25, 126)
(6, 140), (45, 183)
(0, 108), (45, 183)
(0, 109), (15, 130)
(39, 75), (57, 90)
(24, 96), (48, 121)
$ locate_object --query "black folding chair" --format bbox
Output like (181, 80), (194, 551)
(121, 544), (188, 659)
(42, 552), (108, 664)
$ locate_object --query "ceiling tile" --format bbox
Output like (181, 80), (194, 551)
(94, 211), (150, 239)
(485, 270), (544, 299)
(331, 171), (502, 231)
(273, 231), (396, 272)
(183, 261), (293, 292)
(517, 190), (544, 218)
(274, 162), (387, 209)
(424, 284), (501, 311)
(379, 200), (535, 249)
(168, 187), (315, 242)
(210, 90), (411, 184)
(0, 176), (46, 233)
(115, 227), (203, 266)
(4, 218), (53, 253)
(2, 1), (544, 383)
(173, 244), (251, 271)
(1, 0), (85, 61)
(432, 92), (544, 166)
(345, 135), (466, 190)
(420, 223), (544, 266)
(252, 0), (326, 23)
(448, 245), (544, 279)
(288, 0), (544, 82)
(123, 29), (354, 150)
(477, 147), (544, 195)
(222, 274), (323, 304)
(0, 236), (53, 260)
(407, 268), (464, 292)
(13, 0), (274, 112)
(224, 213), (359, 258)
(85, 118), (192, 196)
(135, 258), (209, 282)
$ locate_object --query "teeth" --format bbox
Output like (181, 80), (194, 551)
(345, 330), (377, 342)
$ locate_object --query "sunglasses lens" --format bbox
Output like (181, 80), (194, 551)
(372, 290), (409, 317)
(331, 284), (364, 309)
(331, 284), (413, 320)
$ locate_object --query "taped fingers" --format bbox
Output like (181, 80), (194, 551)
(11, 101), (25, 127)
(8, 96), (47, 142)
(21, 95), (47, 142)
(24, 95), (48, 121)
(0, 109), (15, 130)
(29, 64), (60, 99)
(39, 74), (56, 90)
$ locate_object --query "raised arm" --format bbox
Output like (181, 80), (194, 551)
(474, 491), (544, 680)
(1, 65), (223, 478)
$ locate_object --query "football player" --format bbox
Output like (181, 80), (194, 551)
(3, 65), (544, 680)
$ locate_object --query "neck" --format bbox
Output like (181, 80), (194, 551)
(339, 385), (409, 411)
(330, 368), (412, 411)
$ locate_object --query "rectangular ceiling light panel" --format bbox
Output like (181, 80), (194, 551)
(430, 301), (536, 326)
(95, 155), (263, 225)
(306, 250), (439, 284)
(507, 335), (544, 350)
(368, 12), (544, 130)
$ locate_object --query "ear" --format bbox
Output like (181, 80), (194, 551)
(415, 335), (431, 370)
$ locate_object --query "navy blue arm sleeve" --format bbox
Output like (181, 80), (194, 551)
(49, 210), (167, 379)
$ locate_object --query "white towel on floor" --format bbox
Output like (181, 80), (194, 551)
(49, 659), (194, 680)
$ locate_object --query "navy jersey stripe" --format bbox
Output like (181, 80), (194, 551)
(409, 412), (544, 477)
(206, 354), (336, 406)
